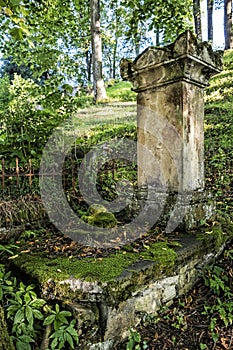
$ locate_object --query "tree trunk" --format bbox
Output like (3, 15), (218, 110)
(193, 0), (202, 40)
(207, 0), (214, 41)
(156, 29), (160, 46)
(0, 304), (15, 350)
(224, 0), (233, 49)
(90, 0), (107, 103)
(113, 37), (118, 79)
(85, 47), (92, 84)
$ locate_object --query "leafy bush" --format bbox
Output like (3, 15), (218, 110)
(0, 74), (67, 167)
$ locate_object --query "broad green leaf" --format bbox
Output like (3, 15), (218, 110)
(25, 305), (34, 328)
(65, 332), (74, 348)
(10, 0), (21, 5)
(18, 334), (34, 343)
(30, 298), (46, 308)
(58, 313), (69, 324)
(24, 292), (31, 304)
(54, 319), (61, 331)
(43, 314), (55, 325)
(16, 340), (29, 350)
(32, 309), (44, 320)
(14, 308), (25, 324)
(50, 337), (58, 350)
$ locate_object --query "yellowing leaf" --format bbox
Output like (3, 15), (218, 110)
(8, 254), (19, 260)
(4, 7), (13, 16)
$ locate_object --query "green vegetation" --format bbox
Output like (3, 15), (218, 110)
(0, 74), (93, 169)
(106, 81), (136, 102)
(204, 50), (233, 220)
(0, 39), (232, 350)
(0, 266), (79, 350)
(126, 329), (148, 350)
(13, 240), (177, 284)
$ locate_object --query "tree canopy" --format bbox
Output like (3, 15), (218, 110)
(0, 0), (232, 95)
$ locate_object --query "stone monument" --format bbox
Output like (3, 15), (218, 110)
(121, 31), (222, 232)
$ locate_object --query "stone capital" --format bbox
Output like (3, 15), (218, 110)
(120, 31), (223, 92)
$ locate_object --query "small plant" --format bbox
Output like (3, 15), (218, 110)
(7, 282), (46, 349)
(126, 329), (148, 350)
(19, 230), (37, 239)
(203, 265), (230, 296)
(43, 303), (79, 349)
(0, 268), (17, 301)
(201, 259), (233, 344)
(49, 319), (79, 350)
(171, 311), (187, 330)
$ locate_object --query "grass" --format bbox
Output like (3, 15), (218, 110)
(204, 50), (233, 219)
(106, 81), (136, 102)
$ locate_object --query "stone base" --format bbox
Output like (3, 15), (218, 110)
(134, 187), (216, 233)
(31, 234), (226, 349)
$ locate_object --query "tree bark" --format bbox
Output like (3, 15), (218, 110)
(207, 0), (214, 41)
(113, 37), (118, 79)
(90, 0), (107, 103)
(224, 0), (233, 49)
(156, 29), (160, 46)
(193, 0), (202, 40)
(85, 46), (92, 84)
(0, 304), (15, 350)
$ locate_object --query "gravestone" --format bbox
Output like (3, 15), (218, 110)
(121, 31), (222, 232)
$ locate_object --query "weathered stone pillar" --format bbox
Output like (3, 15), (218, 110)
(121, 31), (222, 231)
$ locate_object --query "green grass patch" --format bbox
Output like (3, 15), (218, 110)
(106, 81), (136, 102)
(204, 50), (233, 219)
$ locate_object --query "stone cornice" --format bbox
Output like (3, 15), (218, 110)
(121, 31), (223, 92)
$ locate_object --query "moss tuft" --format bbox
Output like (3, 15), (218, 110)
(82, 204), (118, 228)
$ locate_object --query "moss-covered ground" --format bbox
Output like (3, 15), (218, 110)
(13, 229), (177, 283)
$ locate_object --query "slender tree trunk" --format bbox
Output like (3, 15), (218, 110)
(133, 19), (141, 56)
(113, 37), (118, 79)
(156, 29), (160, 46)
(85, 47), (92, 84)
(207, 0), (214, 41)
(90, 0), (107, 103)
(193, 0), (202, 40)
(107, 54), (113, 79)
(135, 37), (140, 56)
(224, 0), (233, 49)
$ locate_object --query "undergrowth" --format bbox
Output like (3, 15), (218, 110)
(0, 258), (79, 350)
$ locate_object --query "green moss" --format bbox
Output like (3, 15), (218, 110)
(82, 204), (118, 228)
(197, 218), (233, 249)
(14, 242), (177, 284)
